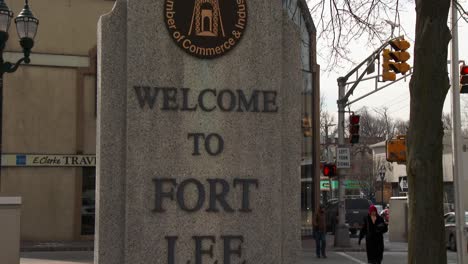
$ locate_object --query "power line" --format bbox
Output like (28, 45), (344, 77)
(386, 97), (410, 110)
(380, 92), (410, 108)
(389, 104), (410, 116)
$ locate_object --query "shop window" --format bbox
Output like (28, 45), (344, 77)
(81, 167), (96, 235)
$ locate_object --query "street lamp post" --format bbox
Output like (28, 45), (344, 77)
(0, 0), (39, 191)
(379, 165), (386, 207)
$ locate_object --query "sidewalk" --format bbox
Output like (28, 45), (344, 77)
(302, 234), (408, 252)
(21, 241), (94, 252)
(21, 234), (407, 253)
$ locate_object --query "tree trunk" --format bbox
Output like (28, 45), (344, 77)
(407, 0), (451, 263)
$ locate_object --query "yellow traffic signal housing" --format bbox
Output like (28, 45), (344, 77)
(388, 51), (410, 62)
(389, 62), (411, 74)
(302, 117), (312, 137)
(382, 49), (396, 81)
(382, 71), (396, 81)
(389, 39), (411, 51)
(387, 38), (411, 75)
(386, 135), (406, 164)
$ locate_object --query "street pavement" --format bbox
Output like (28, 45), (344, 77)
(19, 236), (458, 264)
(20, 250), (458, 264)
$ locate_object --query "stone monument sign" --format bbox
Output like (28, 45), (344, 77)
(96, 0), (304, 263)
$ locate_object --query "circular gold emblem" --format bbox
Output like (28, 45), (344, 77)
(164, 0), (248, 59)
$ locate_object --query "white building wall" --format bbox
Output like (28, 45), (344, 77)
(371, 135), (468, 211)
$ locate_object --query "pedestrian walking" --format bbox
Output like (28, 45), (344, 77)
(313, 204), (327, 258)
(358, 204), (388, 264)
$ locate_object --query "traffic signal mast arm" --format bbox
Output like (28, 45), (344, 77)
(338, 36), (409, 105)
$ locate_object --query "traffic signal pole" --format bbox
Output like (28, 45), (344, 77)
(335, 77), (350, 247)
(450, 1), (467, 262)
(334, 36), (410, 247)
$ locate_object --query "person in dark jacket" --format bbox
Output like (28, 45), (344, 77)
(313, 204), (327, 258)
(359, 204), (388, 264)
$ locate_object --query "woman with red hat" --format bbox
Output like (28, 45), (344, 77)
(358, 204), (388, 264)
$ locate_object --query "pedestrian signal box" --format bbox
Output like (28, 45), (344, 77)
(322, 163), (337, 177)
(460, 65), (468, 93)
(386, 135), (406, 164)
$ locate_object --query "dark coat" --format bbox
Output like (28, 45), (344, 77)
(359, 215), (388, 263)
(314, 211), (326, 232)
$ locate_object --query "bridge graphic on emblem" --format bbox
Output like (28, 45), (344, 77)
(189, 0), (226, 37)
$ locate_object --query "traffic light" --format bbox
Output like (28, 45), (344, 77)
(381, 38), (411, 82)
(382, 49), (396, 81)
(302, 116), (312, 137)
(460, 64), (468, 93)
(387, 38), (411, 74)
(322, 163), (337, 177)
(349, 114), (360, 144)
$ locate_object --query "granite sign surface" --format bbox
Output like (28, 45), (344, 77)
(97, 0), (303, 263)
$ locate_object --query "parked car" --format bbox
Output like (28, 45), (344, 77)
(444, 212), (468, 251)
(325, 198), (372, 235)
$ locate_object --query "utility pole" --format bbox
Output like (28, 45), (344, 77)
(450, 0), (467, 262)
(335, 77), (350, 247)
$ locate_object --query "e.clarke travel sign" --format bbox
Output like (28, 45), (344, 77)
(164, 0), (247, 59)
(1, 154), (96, 167)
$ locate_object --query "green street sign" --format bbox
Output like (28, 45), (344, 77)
(320, 180), (360, 190)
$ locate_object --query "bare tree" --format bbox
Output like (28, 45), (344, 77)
(308, 0), (401, 70)
(349, 144), (391, 205)
(442, 112), (452, 131)
(320, 94), (337, 161)
(356, 106), (392, 140)
(374, 107), (395, 139)
(394, 119), (409, 135)
(350, 144), (375, 200)
(320, 94), (337, 141)
(308, 0), (453, 262)
(460, 96), (468, 135)
(347, 107), (393, 201)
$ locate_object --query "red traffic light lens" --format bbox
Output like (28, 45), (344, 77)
(323, 164), (336, 176)
(461, 66), (468, 75)
(350, 115), (360, 124)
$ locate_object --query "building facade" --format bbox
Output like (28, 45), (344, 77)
(0, 0), (113, 241)
(282, 0), (321, 233)
(370, 133), (468, 212)
(0, 0), (320, 241)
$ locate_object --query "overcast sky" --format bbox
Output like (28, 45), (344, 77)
(310, 1), (468, 123)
